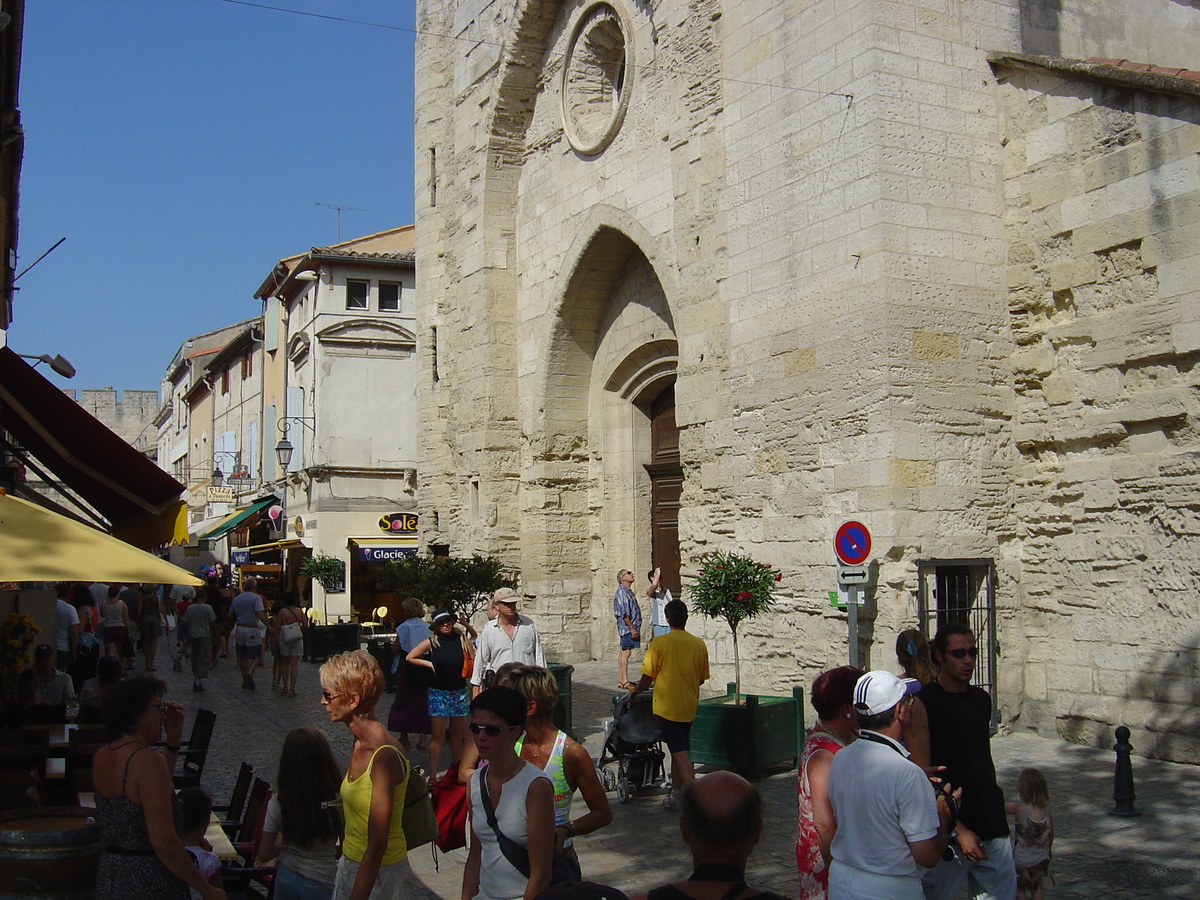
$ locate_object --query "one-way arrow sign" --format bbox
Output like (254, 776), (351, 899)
(837, 564), (869, 586)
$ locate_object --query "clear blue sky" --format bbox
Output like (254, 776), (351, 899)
(9, 0), (416, 390)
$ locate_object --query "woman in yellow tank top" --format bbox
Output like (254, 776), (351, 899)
(320, 650), (413, 900)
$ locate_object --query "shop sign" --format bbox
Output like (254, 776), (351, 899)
(207, 486), (234, 503)
(231, 550), (251, 565)
(379, 512), (418, 535)
(294, 516), (305, 537)
(358, 545), (418, 562)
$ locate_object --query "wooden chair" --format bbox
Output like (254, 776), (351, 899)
(65, 725), (107, 796)
(0, 730), (50, 779)
(0, 768), (42, 810)
(215, 762), (255, 837)
(221, 777), (275, 899)
(171, 708), (216, 788)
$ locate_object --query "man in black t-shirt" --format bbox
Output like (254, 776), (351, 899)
(919, 623), (1017, 900)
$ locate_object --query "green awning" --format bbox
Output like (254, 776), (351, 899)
(196, 497), (276, 540)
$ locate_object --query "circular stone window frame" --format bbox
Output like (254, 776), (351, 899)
(560, 0), (635, 156)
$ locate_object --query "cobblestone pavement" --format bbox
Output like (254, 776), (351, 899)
(155, 642), (1200, 899)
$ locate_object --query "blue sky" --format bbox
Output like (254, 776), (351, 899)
(9, 0), (416, 390)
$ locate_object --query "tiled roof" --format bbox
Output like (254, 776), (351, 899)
(309, 246), (415, 263)
(1088, 59), (1200, 82)
(989, 53), (1200, 100)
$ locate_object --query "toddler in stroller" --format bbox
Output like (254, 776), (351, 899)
(596, 689), (669, 804)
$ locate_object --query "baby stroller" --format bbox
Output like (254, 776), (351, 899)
(596, 690), (669, 804)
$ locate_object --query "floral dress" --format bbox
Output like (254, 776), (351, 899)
(796, 731), (846, 900)
(94, 747), (188, 900)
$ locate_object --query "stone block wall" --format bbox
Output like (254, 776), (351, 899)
(997, 62), (1200, 761)
(73, 387), (160, 454)
(417, 0), (1200, 759)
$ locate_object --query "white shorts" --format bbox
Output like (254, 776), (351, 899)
(332, 854), (413, 900)
(234, 624), (262, 647)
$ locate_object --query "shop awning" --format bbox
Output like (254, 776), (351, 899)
(230, 539), (304, 564)
(348, 537), (418, 562)
(187, 512), (228, 541)
(0, 347), (186, 547)
(0, 489), (202, 584)
(196, 497), (276, 540)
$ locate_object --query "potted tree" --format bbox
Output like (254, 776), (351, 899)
(686, 550), (804, 778)
(299, 555), (357, 660)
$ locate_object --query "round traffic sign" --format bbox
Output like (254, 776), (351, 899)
(834, 521), (872, 566)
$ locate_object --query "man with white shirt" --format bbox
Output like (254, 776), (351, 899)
(827, 670), (956, 900)
(54, 582), (79, 671)
(469, 588), (544, 696)
(645, 567), (672, 639)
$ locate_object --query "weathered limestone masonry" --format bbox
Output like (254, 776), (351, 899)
(994, 55), (1200, 762)
(415, 0), (1200, 760)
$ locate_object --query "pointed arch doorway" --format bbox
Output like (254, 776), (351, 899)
(644, 382), (682, 597)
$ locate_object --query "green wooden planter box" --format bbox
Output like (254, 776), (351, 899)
(690, 683), (806, 779)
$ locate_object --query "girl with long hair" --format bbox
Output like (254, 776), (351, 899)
(895, 627), (935, 771)
(260, 726), (344, 900)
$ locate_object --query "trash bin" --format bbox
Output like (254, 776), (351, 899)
(367, 638), (398, 693)
(548, 662), (574, 738)
(306, 623), (361, 662)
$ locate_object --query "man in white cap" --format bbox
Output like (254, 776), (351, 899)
(469, 587), (545, 696)
(826, 670), (957, 900)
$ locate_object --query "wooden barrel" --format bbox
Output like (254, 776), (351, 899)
(0, 807), (100, 898)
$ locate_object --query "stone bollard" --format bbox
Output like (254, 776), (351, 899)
(1109, 725), (1141, 817)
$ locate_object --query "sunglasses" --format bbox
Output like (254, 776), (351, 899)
(468, 723), (511, 737)
(322, 690), (344, 702)
(948, 647), (979, 659)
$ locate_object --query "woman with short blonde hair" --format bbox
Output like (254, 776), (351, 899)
(319, 651), (411, 900)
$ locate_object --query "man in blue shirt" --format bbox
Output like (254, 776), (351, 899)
(612, 568), (641, 689)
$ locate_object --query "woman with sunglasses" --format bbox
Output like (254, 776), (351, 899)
(320, 650), (414, 900)
(405, 609), (474, 783)
(91, 674), (226, 900)
(463, 686), (555, 900)
(895, 628), (935, 772)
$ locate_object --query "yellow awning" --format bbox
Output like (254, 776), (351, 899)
(0, 490), (202, 585)
(113, 500), (190, 549)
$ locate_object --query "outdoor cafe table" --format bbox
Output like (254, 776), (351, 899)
(75, 792), (237, 861)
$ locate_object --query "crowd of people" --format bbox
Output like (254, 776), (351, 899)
(28, 574), (1045, 900)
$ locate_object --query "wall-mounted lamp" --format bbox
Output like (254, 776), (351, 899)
(212, 450), (239, 486)
(275, 416), (316, 472)
(293, 270), (319, 282)
(16, 352), (75, 379)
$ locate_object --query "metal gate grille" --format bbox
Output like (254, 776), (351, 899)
(917, 558), (997, 729)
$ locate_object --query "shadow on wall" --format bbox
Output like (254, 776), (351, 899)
(1122, 634), (1200, 764)
(1020, 0), (1061, 57)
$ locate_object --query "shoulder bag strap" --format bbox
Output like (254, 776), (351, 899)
(478, 771), (532, 877)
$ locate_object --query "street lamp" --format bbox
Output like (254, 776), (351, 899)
(16, 352), (76, 379)
(212, 450), (239, 485)
(275, 416), (315, 473)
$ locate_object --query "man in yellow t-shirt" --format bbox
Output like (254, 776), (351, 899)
(631, 599), (710, 810)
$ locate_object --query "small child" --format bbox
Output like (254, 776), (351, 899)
(179, 787), (223, 900)
(1004, 767), (1054, 900)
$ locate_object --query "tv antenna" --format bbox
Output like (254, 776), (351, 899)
(315, 202), (366, 242)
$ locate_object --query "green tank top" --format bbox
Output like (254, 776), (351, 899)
(515, 730), (573, 843)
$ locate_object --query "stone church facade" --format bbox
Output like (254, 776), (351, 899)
(415, 0), (1200, 761)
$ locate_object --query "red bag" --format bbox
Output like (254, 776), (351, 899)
(432, 769), (468, 852)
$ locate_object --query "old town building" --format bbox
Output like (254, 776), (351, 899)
(415, 0), (1200, 759)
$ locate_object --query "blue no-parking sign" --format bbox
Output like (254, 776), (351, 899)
(834, 521), (871, 566)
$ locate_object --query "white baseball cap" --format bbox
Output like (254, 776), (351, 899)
(853, 670), (921, 716)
